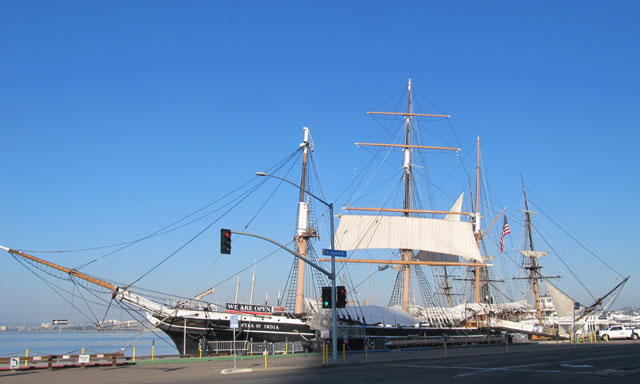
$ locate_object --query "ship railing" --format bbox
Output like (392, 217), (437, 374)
(206, 340), (248, 355)
(204, 340), (305, 355)
(244, 341), (305, 355)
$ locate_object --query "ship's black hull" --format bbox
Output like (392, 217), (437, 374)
(151, 313), (487, 355)
(156, 316), (314, 355)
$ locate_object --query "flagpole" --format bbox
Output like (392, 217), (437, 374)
(500, 215), (511, 253)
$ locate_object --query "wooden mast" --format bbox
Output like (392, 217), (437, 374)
(0, 246), (116, 291)
(294, 127), (312, 313)
(355, 143), (459, 151)
(442, 267), (453, 307)
(401, 79), (413, 312)
(356, 80), (454, 311)
(522, 182), (544, 324)
(473, 137), (482, 303)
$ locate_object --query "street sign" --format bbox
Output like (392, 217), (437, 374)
(322, 249), (347, 258)
(230, 315), (239, 329)
(10, 358), (19, 369)
(52, 319), (68, 325)
(78, 354), (90, 364)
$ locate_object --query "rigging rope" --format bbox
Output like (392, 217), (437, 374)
(17, 147), (302, 259)
(191, 150), (302, 291)
(70, 276), (101, 326)
(123, 177), (266, 290)
(12, 255), (100, 324)
(114, 301), (177, 350)
(111, 147), (303, 288)
(216, 240), (295, 289)
(528, 199), (625, 279)
(532, 225), (596, 301)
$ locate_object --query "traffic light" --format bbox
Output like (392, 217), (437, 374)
(220, 228), (231, 254)
(336, 286), (347, 308)
(322, 286), (331, 308)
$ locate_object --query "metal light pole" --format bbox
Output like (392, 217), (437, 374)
(256, 172), (338, 362)
(572, 304), (575, 345)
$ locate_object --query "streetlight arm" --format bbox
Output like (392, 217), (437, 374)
(256, 172), (330, 209)
(255, 170), (338, 363)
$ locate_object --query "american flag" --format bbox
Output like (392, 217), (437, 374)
(500, 215), (511, 253)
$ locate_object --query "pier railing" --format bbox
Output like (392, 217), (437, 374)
(0, 352), (129, 371)
(2, 334), (515, 370)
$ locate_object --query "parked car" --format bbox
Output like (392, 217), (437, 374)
(599, 326), (640, 341)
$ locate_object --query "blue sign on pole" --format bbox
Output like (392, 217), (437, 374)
(322, 249), (347, 258)
(230, 315), (239, 329)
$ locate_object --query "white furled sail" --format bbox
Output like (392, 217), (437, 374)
(335, 215), (482, 263)
(518, 250), (549, 259)
(445, 193), (464, 222)
(544, 280), (575, 317)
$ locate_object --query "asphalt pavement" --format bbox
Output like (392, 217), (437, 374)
(2, 340), (639, 383)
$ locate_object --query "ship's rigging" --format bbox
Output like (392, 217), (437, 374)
(332, 79), (498, 319)
(1, 79), (632, 353)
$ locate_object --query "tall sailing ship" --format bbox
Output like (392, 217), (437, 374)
(2, 79), (628, 354)
(502, 181), (629, 338)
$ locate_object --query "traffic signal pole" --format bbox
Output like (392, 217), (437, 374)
(256, 172), (339, 363)
(229, 229), (338, 362)
(329, 202), (338, 363)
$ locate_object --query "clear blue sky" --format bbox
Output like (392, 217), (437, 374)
(1, 1), (638, 323)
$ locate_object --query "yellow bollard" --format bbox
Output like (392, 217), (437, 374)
(250, 344), (253, 357)
(342, 343), (346, 363)
(25, 349), (28, 368)
(285, 342), (288, 355)
(365, 344), (368, 361)
(152, 345), (155, 361)
(133, 346), (136, 363)
(263, 350), (268, 368)
(200, 349), (202, 359)
(82, 347), (84, 354)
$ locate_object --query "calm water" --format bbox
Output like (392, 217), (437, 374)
(0, 331), (178, 357)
